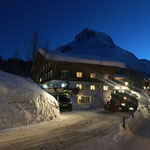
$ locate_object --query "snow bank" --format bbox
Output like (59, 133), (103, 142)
(113, 105), (150, 143)
(0, 71), (59, 130)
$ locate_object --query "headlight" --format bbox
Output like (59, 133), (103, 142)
(124, 97), (127, 100)
(121, 103), (125, 106)
(129, 107), (134, 110)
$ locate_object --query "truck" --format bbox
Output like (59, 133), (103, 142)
(104, 89), (138, 112)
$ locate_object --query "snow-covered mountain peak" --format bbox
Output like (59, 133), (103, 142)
(56, 28), (150, 75)
(74, 28), (115, 47)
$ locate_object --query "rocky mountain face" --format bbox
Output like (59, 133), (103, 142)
(56, 28), (150, 75)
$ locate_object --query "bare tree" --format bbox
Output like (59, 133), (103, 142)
(25, 30), (40, 62)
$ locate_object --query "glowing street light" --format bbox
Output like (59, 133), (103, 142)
(124, 82), (129, 86)
(42, 84), (48, 89)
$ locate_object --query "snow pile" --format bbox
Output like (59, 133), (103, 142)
(113, 105), (150, 143)
(0, 71), (59, 130)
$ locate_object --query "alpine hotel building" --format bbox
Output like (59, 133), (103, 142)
(32, 49), (126, 108)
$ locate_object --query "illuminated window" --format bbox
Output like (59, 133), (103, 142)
(90, 73), (96, 79)
(76, 72), (82, 78)
(77, 95), (91, 105)
(39, 78), (42, 82)
(103, 85), (108, 91)
(76, 84), (82, 90)
(90, 85), (96, 90)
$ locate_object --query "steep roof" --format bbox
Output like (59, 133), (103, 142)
(38, 48), (126, 68)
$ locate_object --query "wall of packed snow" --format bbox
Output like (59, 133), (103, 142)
(0, 71), (60, 130)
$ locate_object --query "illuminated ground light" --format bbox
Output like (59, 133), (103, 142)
(42, 84), (48, 89)
(114, 86), (121, 90)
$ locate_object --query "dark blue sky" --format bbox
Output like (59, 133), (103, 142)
(0, 0), (150, 60)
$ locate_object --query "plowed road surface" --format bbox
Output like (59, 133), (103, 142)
(0, 108), (130, 150)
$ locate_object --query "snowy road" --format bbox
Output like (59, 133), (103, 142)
(0, 108), (130, 150)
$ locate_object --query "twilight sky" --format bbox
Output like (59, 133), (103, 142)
(0, 0), (150, 60)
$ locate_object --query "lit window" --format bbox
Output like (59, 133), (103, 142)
(103, 85), (108, 91)
(76, 72), (82, 78)
(39, 78), (42, 82)
(77, 95), (91, 105)
(61, 70), (69, 78)
(90, 85), (96, 90)
(90, 73), (96, 79)
(76, 84), (82, 90)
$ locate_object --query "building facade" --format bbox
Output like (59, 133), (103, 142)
(32, 49), (126, 108)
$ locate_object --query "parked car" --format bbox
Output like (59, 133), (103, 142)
(55, 95), (72, 111)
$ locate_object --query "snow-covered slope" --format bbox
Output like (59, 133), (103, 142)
(0, 71), (59, 129)
(56, 28), (150, 74)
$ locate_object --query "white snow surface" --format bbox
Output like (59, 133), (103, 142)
(0, 71), (59, 129)
(113, 105), (150, 150)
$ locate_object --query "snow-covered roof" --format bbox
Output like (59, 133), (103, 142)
(39, 48), (126, 68)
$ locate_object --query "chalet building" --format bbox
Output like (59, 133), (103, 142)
(32, 48), (126, 108)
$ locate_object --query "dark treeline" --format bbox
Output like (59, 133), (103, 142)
(0, 56), (32, 77)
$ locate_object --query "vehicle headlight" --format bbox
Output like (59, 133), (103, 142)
(121, 103), (126, 106)
(129, 107), (134, 110)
